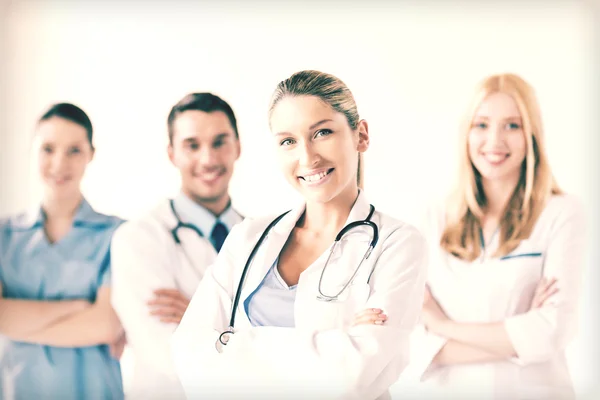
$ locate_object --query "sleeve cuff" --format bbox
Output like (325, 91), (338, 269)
(504, 311), (548, 365)
(400, 325), (448, 382)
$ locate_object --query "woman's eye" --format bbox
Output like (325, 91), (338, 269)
(280, 138), (295, 146)
(507, 122), (521, 130)
(474, 122), (487, 129)
(315, 129), (333, 138)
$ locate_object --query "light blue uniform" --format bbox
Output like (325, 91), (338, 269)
(0, 199), (124, 400)
(245, 259), (297, 328)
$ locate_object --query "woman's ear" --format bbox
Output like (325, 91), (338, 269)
(357, 119), (370, 152)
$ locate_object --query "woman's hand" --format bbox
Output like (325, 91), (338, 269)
(530, 277), (559, 309)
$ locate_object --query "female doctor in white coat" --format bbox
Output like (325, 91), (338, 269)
(171, 70), (428, 400)
(400, 73), (587, 399)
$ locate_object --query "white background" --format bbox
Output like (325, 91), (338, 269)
(2, 0), (598, 397)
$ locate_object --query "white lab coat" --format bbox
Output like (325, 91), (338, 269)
(171, 191), (428, 400)
(110, 200), (242, 399)
(399, 194), (587, 400)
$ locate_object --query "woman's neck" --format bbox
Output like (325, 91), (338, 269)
(481, 176), (519, 221)
(42, 191), (83, 221)
(299, 185), (359, 235)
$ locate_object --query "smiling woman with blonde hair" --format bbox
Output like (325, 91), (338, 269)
(394, 73), (587, 399)
(171, 70), (427, 400)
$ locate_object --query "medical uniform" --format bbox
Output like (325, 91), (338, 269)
(0, 199), (123, 400)
(171, 190), (428, 400)
(110, 193), (242, 400)
(402, 194), (586, 399)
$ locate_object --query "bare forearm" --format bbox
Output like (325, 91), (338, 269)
(433, 339), (509, 366)
(434, 320), (517, 358)
(21, 304), (122, 348)
(0, 298), (90, 339)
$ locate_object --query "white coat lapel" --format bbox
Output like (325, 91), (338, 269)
(238, 204), (306, 313)
(305, 191), (378, 300)
(326, 190), (376, 264)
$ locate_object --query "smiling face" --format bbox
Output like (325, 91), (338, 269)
(36, 116), (94, 200)
(468, 92), (527, 185)
(168, 110), (240, 206)
(269, 95), (369, 204)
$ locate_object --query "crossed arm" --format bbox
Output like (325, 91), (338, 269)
(423, 278), (558, 366)
(0, 282), (123, 348)
(357, 276), (560, 367)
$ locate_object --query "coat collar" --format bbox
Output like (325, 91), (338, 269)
(172, 192), (242, 237)
(237, 190), (375, 317)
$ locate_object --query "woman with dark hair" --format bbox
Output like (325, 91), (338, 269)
(0, 103), (125, 399)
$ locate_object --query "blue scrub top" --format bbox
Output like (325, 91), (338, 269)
(0, 198), (124, 400)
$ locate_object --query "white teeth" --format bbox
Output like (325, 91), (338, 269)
(484, 153), (508, 162)
(303, 171), (328, 182)
(198, 171), (221, 180)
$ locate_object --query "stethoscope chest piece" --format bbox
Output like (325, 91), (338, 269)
(215, 327), (235, 353)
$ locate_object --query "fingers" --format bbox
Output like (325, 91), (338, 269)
(110, 342), (125, 359)
(148, 296), (189, 310)
(151, 310), (184, 324)
(148, 289), (190, 324)
(534, 283), (559, 308)
(148, 289), (190, 310)
(151, 289), (190, 305)
(150, 305), (185, 316)
(153, 288), (187, 298)
(149, 305), (186, 324)
(537, 286), (559, 307)
(536, 277), (557, 292)
(353, 308), (388, 326)
(109, 334), (127, 359)
(531, 277), (559, 309)
(423, 285), (432, 302)
(159, 316), (184, 324)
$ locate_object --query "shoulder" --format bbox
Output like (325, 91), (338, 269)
(375, 211), (427, 253)
(539, 193), (586, 230)
(92, 212), (124, 231)
(0, 207), (42, 231)
(0, 213), (22, 232)
(227, 211), (288, 239)
(77, 199), (124, 233)
(0, 208), (43, 254)
(0, 214), (21, 250)
(112, 201), (172, 244)
(368, 212), (428, 286)
(544, 193), (584, 215)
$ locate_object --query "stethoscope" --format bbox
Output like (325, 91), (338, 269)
(166, 200), (206, 279)
(216, 204), (379, 349)
(169, 199), (205, 244)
